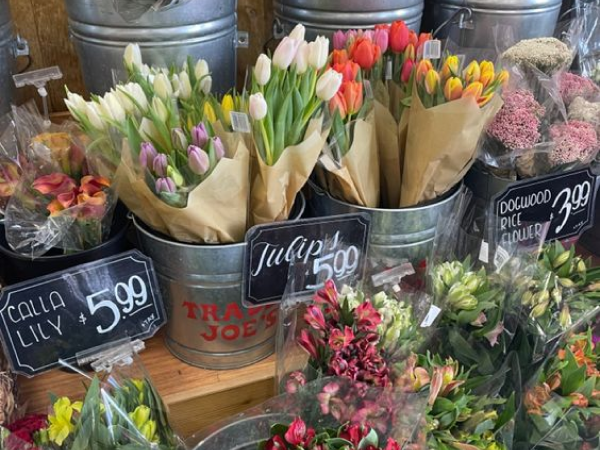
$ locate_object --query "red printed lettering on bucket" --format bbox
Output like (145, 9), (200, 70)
(182, 301), (278, 342)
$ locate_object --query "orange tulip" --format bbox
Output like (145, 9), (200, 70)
(443, 77), (463, 101)
(329, 91), (348, 120)
(463, 60), (481, 84)
(333, 61), (360, 83)
(462, 82), (484, 102)
(415, 60), (433, 84)
(332, 49), (349, 65)
(408, 30), (418, 48)
(417, 32), (433, 51)
(479, 60), (495, 88)
(403, 43), (415, 62)
(441, 55), (460, 81)
(389, 21), (410, 53)
(341, 81), (363, 115)
(424, 69), (440, 95)
(350, 37), (381, 70)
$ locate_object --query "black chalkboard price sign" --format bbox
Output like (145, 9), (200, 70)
(493, 168), (598, 247)
(0, 250), (166, 377)
(243, 213), (371, 307)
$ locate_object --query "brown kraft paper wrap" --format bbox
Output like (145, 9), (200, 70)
(400, 93), (503, 207)
(115, 136), (250, 244)
(375, 101), (401, 208)
(251, 117), (328, 225)
(318, 109), (380, 208)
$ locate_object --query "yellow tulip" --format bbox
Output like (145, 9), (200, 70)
(443, 77), (463, 101)
(47, 397), (82, 445)
(424, 69), (440, 95)
(480, 60), (495, 88)
(203, 101), (217, 124)
(441, 55), (460, 80)
(496, 69), (510, 86)
(462, 81), (484, 103)
(129, 406), (158, 443)
(463, 60), (481, 84)
(221, 94), (235, 127)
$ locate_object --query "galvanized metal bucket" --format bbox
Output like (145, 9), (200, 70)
(0, 0), (28, 115)
(274, 0), (424, 39)
(424, 0), (562, 48)
(306, 182), (461, 264)
(64, 0), (241, 95)
(134, 193), (306, 370)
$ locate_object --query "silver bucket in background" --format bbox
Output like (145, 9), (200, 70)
(273, 0), (425, 39)
(424, 0), (562, 48)
(64, 0), (239, 95)
(306, 182), (461, 264)
(134, 193), (306, 370)
(0, 0), (28, 115)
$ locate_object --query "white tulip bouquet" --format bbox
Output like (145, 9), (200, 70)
(245, 24), (341, 225)
(66, 45), (250, 244)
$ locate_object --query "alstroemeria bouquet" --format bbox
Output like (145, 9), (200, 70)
(3, 115), (118, 257)
(245, 24), (339, 224)
(31, 376), (182, 450)
(518, 329), (599, 450)
(66, 45), (249, 244)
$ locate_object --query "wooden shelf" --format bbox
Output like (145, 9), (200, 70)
(18, 332), (276, 437)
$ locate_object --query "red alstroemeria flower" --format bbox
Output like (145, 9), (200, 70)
(304, 304), (327, 332)
(329, 326), (354, 351)
(298, 329), (320, 359)
(314, 280), (340, 311)
(284, 418), (315, 447)
(354, 302), (382, 331)
(32, 173), (77, 196)
(340, 424), (371, 447)
(385, 438), (401, 450)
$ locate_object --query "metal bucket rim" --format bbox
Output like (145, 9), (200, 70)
(132, 191), (307, 250)
(308, 181), (462, 213)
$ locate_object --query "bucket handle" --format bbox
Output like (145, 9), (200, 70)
(432, 7), (474, 39)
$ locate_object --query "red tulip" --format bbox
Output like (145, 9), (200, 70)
(401, 59), (415, 83)
(332, 61), (360, 82)
(350, 37), (381, 70)
(389, 21), (409, 53)
(32, 173), (77, 196)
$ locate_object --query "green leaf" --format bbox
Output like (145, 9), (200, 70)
(576, 375), (596, 398)
(270, 423), (289, 437)
(561, 363), (587, 395)
(495, 393), (516, 431)
(473, 418), (496, 436)
(432, 397), (456, 414)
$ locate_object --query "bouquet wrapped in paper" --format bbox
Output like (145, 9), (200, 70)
(3, 105), (118, 257)
(245, 25), (336, 225)
(66, 45), (249, 244)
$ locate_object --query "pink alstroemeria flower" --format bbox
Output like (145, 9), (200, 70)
(304, 304), (327, 332)
(329, 326), (354, 351)
(284, 418), (315, 447)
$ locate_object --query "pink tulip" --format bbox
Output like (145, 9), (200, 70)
(373, 28), (389, 53)
(139, 142), (158, 169)
(152, 154), (168, 177)
(211, 136), (225, 160)
(192, 123), (209, 148)
(333, 30), (348, 50)
(187, 145), (210, 175)
(155, 177), (176, 194)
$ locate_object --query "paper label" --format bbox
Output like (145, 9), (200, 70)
(422, 40), (442, 60)
(385, 59), (393, 81)
(420, 305), (442, 328)
(479, 240), (489, 264)
(230, 111), (251, 133)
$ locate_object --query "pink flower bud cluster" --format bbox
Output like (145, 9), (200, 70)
(549, 120), (599, 167)
(487, 90), (545, 151)
(559, 72), (599, 106)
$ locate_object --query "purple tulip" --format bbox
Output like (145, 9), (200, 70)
(152, 154), (168, 177)
(212, 136), (225, 160)
(373, 28), (389, 54)
(332, 30), (347, 50)
(155, 177), (176, 194)
(188, 145), (210, 175)
(192, 123), (209, 148)
(139, 142), (157, 169)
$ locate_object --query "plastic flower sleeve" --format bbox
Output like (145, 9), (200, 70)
(31, 351), (184, 449)
(188, 377), (428, 450)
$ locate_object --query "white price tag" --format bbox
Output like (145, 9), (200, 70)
(422, 40), (442, 60)
(230, 111), (251, 133)
(385, 59), (393, 81)
(420, 305), (442, 328)
(479, 240), (489, 264)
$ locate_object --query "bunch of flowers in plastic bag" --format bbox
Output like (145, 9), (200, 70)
(518, 329), (599, 450)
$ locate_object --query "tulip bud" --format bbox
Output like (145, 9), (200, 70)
(188, 145), (210, 175)
(152, 154), (168, 177)
(332, 30), (348, 51)
(401, 59), (414, 84)
(124, 43), (142, 71)
(345, 29), (357, 49)
(155, 177), (176, 194)
(99, 92), (126, 123)
(171, 128), (188, 151)
(404, 43), (415, 62)
(128, 83), (149, 113)
(167, 165), (184, 186)
(316, 69), (343, 101)
(308, 36), (330, 70)
(521, 291), (534, 306)
(463, 61), (481, 84)
(179, 71), (192, 100)
(329, 91), (348, 120)
(113, 87), (136, 114)
(212, 136), (225, 160)
(203, 102), (217, 123)
(373, 28), (389, 54)
(424, 69), (440, 95)
(415, 60), (433, 84)
(552, 251), (571, 269)
(441, 55), (459, 81)
(389, 20), (409, 53)
(559, 304), (572, 329)
(288, 23), (306, 42)
(443, 77), (463, 101)
(153, 73), (173, 101)
(479, 60), (495, 88)
(151, 97), (169, 123)
(558, 277), (575, 288)
(200, 76), (212, 95)
(294, 42), (309, 75)
(577, 259), (586, 274)
(170, 74), (182, 97)
(254, 54), (272, 86)
(273, 37), (300, 70)
(195, 59), (210, 80)
(496, 70), (510, 86)
(249, 93), (268, 120)
(531, 300), (549, 319)
(65, 91), (87, 117)
(139, 142), (157, 169)
(551, 287), (562, 305)
(462, 82), (484, 102)
(221, 95), (235, 127)
(139, 118), (160, 142)
(192, 123), (209, 148)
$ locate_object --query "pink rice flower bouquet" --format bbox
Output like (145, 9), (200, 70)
(548, 120), (599, 167)
(559, 72), (599, 106)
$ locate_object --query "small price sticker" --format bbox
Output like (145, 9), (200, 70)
(420, 305), (442, 328)
(230, 111), (251, 133)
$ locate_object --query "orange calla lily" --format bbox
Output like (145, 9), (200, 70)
(32, 173), (77, 196)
